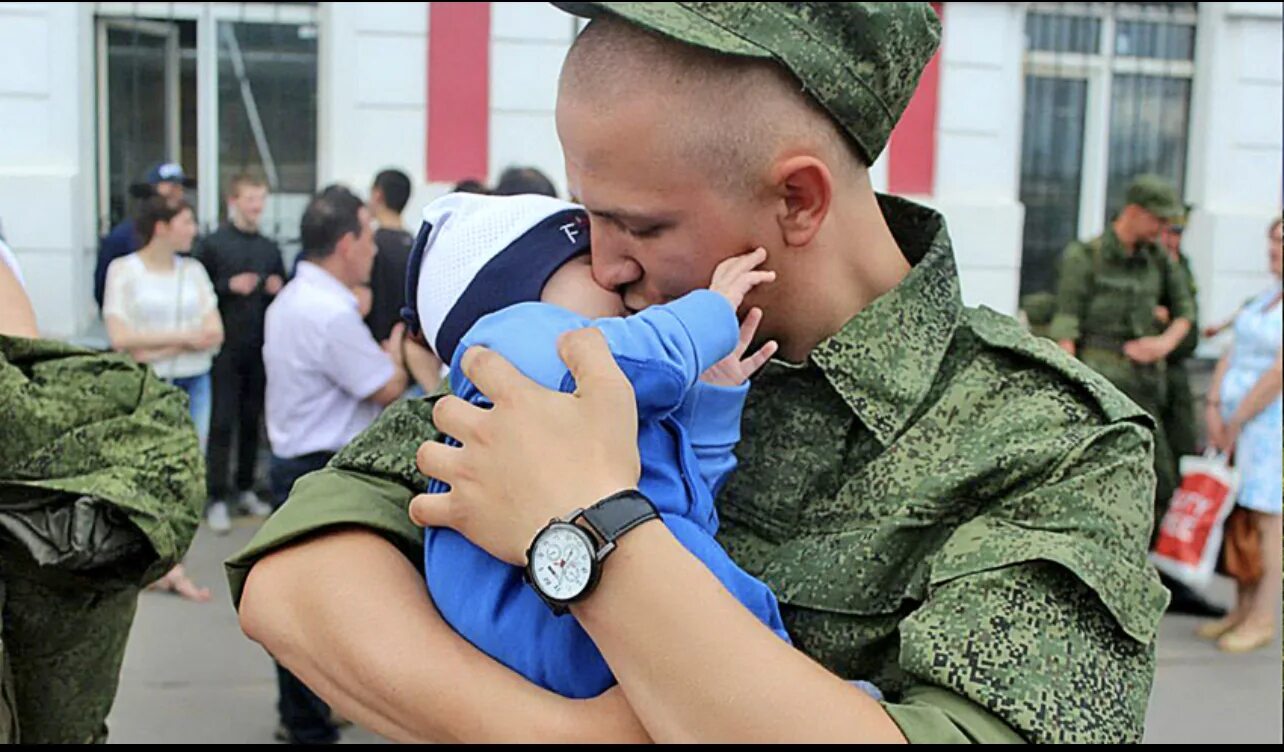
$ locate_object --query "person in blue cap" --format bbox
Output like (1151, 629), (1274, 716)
(94, 162), (196, 311)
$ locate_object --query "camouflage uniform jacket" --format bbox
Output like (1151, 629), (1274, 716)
(228, 197), (1168, 744)
(1048, 227), (1195, 346)
(1, 335), (204, 742)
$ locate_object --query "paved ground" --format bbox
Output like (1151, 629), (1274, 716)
(104, 517), (1281, 744)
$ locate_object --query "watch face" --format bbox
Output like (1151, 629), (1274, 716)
(531, 524), (594, 602)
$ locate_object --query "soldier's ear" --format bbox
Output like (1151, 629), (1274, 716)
(769, 155), (831, 249)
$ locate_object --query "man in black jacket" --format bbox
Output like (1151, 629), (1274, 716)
(196, 173), (283, 533)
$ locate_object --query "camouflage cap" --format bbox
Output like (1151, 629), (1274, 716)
(1125, 174), (1184, 221)
(551, 2), (942, 165)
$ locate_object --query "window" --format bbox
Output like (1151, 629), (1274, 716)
(1018, 3), (1197, 296)
(95, 3), (318, 260)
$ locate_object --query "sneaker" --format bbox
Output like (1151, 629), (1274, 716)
(207, 500), (232, 535)
(238, 490), (274, 518)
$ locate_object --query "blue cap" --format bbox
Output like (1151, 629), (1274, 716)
(146, 162), (195, 187)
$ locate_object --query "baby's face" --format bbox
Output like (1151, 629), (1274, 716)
(541, 254), (628, 319)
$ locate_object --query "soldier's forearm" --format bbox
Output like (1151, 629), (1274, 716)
(238, 528), (609, 744)
(573, 522), (907, 743)
(1159, 318), (1192, 353)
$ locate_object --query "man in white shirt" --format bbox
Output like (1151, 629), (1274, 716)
(260, 185), (408, 744)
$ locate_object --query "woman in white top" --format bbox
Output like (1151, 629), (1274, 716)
(104, 197), (223, 603)
(104, 197), (224, 445)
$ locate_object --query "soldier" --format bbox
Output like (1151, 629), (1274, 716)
(0, 260), (204, 743)
(1049, 175), (1195, 528)
(1157, 209), (1201, 463)
(230, 4), (1167, 743)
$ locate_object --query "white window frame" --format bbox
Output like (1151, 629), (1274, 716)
(1023, 2), (1197, 241)
(95, 18), (181, 237)
(91, 2), (319, 231)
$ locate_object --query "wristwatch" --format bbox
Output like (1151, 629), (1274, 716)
(524, 489), (659, 615)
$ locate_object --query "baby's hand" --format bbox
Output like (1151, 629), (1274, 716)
(710, 248), (775, 312)
(702, 307), (778, 387)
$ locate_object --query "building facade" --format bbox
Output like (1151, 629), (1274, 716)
(0, 2), (1279, 346)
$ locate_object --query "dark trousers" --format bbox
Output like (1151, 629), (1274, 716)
(269, 451), (337, 743)
(207, 344), (266, 501)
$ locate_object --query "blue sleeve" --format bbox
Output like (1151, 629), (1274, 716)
(586, 289), (739, 419)
(448, 303), (595, 401)
(448, 291), (738, 422)
(672, 381), (749, 499)
(663, 513), (791, 645)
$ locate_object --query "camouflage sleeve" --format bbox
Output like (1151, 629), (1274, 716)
(1162, 253), (1197, 326)
(1168, 260), (1200, 361)
(1049, 242), (1092, 343)
(881, 685), (1025, 742)
(225, 395), (441, 609)
(1, 337), (204, 585)
(893, 421), (1168, 743)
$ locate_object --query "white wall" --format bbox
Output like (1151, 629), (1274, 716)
(1185, 2), (1283, 355)
(319, 2), (578, 222)
(318, 2), (437, 224)
(0, 2), (96, 339)
(4, 1), (1278, 343)
(920, 1), (1027, 316)
(487, 2), (577, 199)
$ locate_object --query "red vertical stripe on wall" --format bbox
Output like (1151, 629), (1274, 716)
(887, 2), (943, 195)
(427, 2), (490, 183)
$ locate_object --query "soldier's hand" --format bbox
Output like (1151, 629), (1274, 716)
(1123, 337), (1168, 364)
(410, 329), (641, 566)
(1153, 306), (1171, 326)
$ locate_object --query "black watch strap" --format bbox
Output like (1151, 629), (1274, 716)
(581, 490), (658, 544)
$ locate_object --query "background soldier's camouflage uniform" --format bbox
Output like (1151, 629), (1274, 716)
(1162, 250), (1201, 462)
(1049, 213), (1195, 528)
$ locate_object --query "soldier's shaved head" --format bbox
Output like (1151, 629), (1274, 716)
(558, 17), (865, 195)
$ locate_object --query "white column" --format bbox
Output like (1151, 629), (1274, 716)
(0, 2), (97, 339)
(923, 1), (1027, 316)
(488, 2), (578, 199)
(1184, 2), (1283, 354)
(318, 2), (431, 221)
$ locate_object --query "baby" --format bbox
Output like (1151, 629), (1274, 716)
(404, 192), (789, 699)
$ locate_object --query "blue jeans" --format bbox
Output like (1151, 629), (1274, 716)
(167, 373), (212, 452)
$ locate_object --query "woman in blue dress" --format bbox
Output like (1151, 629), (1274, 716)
(1198, 217), (1282, 653)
